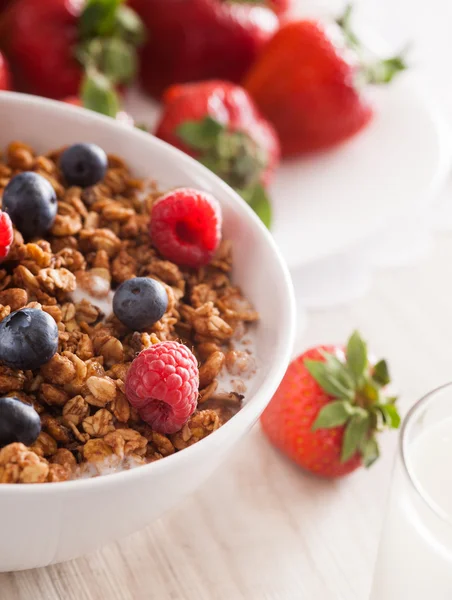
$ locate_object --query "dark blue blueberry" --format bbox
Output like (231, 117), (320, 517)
(0, 308), (58, 371)
(60, 143), (108, 187)
(0, 397), (41, 447)
(113, 277), (168, 331)
(2, 172), (57, 239)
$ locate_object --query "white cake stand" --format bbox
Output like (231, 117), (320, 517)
(127, 70), (450, 310)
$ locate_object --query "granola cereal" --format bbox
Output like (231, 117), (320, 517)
(0, 141), (258, 483)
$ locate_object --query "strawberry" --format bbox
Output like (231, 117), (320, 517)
(0, 0), (145, 103)
(0, 0), (82, 99)
(268, 0), (291, 15)
(128, 0), (279, 99)
(0, 0), (12, 12)
(232, 0), (291, 15)
(61, 96), (84, 107)
(261, 332), (400, 478)
(244, 8), (406, 156)
(0, 51), (10, 90)
(155, 80), (280, 228)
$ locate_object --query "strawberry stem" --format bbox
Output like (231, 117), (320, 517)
(177, 116), (272, 227)
(75, 0), (145, 116)
(81, 68), (120, 118)
(336, 4), (360, 48)
(336, 4), (407, 85)
(365, 54), (407, 84)
(306, 330), (400, 468)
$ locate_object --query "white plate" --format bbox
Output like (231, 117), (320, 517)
(270, 75), (451, 268)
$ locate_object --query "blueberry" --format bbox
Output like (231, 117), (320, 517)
(0, 397), (41, 447)
(2, 172), (57, 239)
(113, 277), (168, 330)
(60, 143), (108, 187)
(0, 308), (58, 371)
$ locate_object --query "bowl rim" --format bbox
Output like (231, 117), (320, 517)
(0, 92), (296, 495)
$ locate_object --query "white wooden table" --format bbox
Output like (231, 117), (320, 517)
(3, 234), (452, 599)
(3, 0), (452, 597)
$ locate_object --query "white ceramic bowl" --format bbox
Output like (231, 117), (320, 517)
(0, 92), (295, 572)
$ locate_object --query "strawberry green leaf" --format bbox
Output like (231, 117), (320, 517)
(199, 155), (220, 174)
(177, 117), (224, 151)
(373, 359), (391, 387)
(304, 360), (354, 400)
(77, 0), (144, 97)
(80, 0), (122, 39)
(76, 39), (103, 69)
(239, 184), (272, 229)
(312, 400), (354, 431)
(321, 352), (355, 391)
(374, 405), (388, 428)
(220, 132), (266, 189)
(114, 5), (146, 46)
(100, 37), (137, 84)
(337, 3), (407, 86)
(336, 4), (360, 49)
(353, 406), (370, 420)
(360, 436), (380, 468)
(346, 330), (368, 383)
(341, 413), (370, 462)
(378, 403), (401, 429)
(366, 55), (408, 84)
(81, 70), (120, 118)
(180, 118), (266, 194)
(362, 379), (380, 404)
(368, 408), (379, 432)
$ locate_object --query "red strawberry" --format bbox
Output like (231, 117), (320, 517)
(128, 0), (278, 99)
(3, 0), (84, 99)
(229, 0), (292, 16)
(0, 51), (10, 90)
(155, 80), (280, 227)
(244, 9), (406, 156)
(265, 0), (292, 16)
(0, 0), (12, 12)
(63, 96), (83, 107)
(261, 332), (400, 478)
(0, 0), (145, 101)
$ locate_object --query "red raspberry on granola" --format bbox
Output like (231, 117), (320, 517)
(125, 341), (199, 434)
(150, 188), (222, 268)
(0, 211), (13, 259)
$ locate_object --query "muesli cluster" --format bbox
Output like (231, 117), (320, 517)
(0, 140), (258, 483)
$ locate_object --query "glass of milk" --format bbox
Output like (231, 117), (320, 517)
(370, 383), (452, 600)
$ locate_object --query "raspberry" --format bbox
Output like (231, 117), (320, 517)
(150, 188), (222, 268)
(0, 211), (13, 259)
(125, 341), (199, 434)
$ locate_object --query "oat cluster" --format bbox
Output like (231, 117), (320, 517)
(0, 141), (258, 484)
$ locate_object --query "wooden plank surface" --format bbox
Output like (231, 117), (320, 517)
(3, 232), (452, 600)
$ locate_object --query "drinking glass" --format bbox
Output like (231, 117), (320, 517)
(370, 383), (452, 599)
